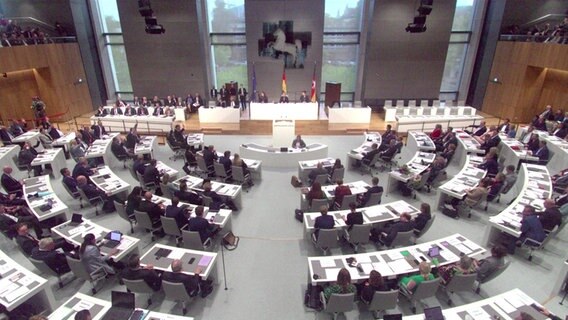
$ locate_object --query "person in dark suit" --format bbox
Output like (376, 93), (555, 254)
(344, 202), (363, 231)
(1, 166), (23, 197)
(109, 105), (123, 116)
(497, 118), (511, 134)
(506, 206), (546, 254)
(478, 153), (499, 176)
(31, 237), (71, 274)
(95, 106), (108, 117)
(540, 105), (553, 121)
(165, 197), (189, 229)
(164, 96), (175, 107)
(0, 126), (14, 144)
(359, 177), (383, 207)
(80, 125), (95, 145)
(480, 131), (501, 153)
(61, 168), (78, 194)
(137, 106), (149, 116)
(18, 142), (41, 176)
(125, 126), (140, 151)
(173, 125), (187, 147)
(123, 104), (136, 116)
(153, 105), (164, 116)
(133, 155), (148, 175)
(533, 140), (549, 162)
(72, 158), (94, 179)
(188, 206), (217, 243)
(10, 120), (25, 136)
(413, 203), (432, 233)
(279, 91), (289, 103)
(312, 206), (334, 240)
(538, 199), (562, 231)
(202, 145), (218, 169)
(111, 137), (131, 159)
(299, 90), (309, 103)
(291, 135), (307, 149)
(308, 162), (328, 184)
(378, 140), (398, 160)
(202, 182), (237, 211)
(361, 143), (380, 165)
(258, 91), (268, 103)
(77, 175), (115, 213)
(151, 96), (162, 107)
(162, 259), (213, 298)
(143, 159), (162, 186)
(210, 87), (218, 100)
(371, 213), (414, 247)
(219, 150), (232, 173)
(192, 93), (203, 112)
(553, 123), (568, 139)
(91, 120), (107, 140)
(219, 86), (227, 102)
(121, 254), (162, 291)
(238, 87), (247, 110)
(138, 191), (165, 222)
(470, 121), (487, 137)
(174, 182), (202, 205)
(16, 223), (75, 256)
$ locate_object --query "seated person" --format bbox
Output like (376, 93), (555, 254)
(329, 159), (343, 177)
(360, 270), (389, 303)
(505, 205), (546, 254)
(0, 191), (26, 206)
(370, 212), (414, 247)
(162, 260), (213, 298)
(333, 180), (352, 208)
(413, 203), (432, 233)
(439, 143), (456, 163)
(378, 139), (398, 160)
(121, 254), (162, 291)
(174, 181), (202, 205)
(399, 261), (435, 293)
(31, 237), (71, 275)
(72, 158), (94, 179)
(308, 162), (328, 184)
(165, 197), (189, 229)
(138, 191), (165, 222)
(279, 91), (289, 103)
(202, 145), (218, 169)
(18, 142), (41, 176)
(111, 137), (132, 159)
(305, 181), (326, 209)
(473, 245), (507, 282)
(1, 166), (24, 197)
(143, 159), (163, 187)
(133, 155), (148, 175)
(360, 143), (380, 166)
(291, 135), (306, 149)
(437, 254), (476, 284)
(80, 233), (121, 275)
(61, 168), (78, 195)
(430, 124), (443, 140)
(312, 205), (334, 241)
(16, 222), (75, 256)
(487, 173), (505, 201)
(188, 205), (218, 243)
(219, 150), (233, 175)
(126, 186), (144, 216)
(478, 153), (499, 176)
(95, 105), (108, 117)
(0, 204), (44, 238)
(172, 125), (189, 149)
(467, 120), (487, 136)
(123, 104), (136, 116)
(538, 199), (562, 231)
(450, 178), (490, 209)
(182, 148), (198, 175)
(202, 182), (237, 211)
(343, 202), (363, 239)
(77, 175), (115, 213)
(323, 268), (357, 301)
(91, 120), (107, 139)
(232, 153), (253, 187)
(358, 177), (383, 207)
(425, 157), (447, 186)
(502, 165), (518, 194)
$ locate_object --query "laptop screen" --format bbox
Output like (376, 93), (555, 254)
(383, 314), (402, 320)
(110, 231), (121, 242)
(428, 246), (440, 257)
(71, 213), (83, 223)
(111, 291), (135, 309)
(424, 306), (444, 320)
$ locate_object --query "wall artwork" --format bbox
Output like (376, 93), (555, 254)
(258, 20), (311, 69)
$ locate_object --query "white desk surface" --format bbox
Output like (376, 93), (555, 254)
(455, 129), (484, 153)
(139, 243), (217, 279)
(47, 292), (111, 320)
(23, 175), (68, 221)
(31, 148), (66, 179)
(173, 175), (241, 199)
(89, 166), (131, 196)
(52, 132), (76, 147)
(389, 152), (436, 183)
(84, 133), (119, 158)
(347, 132), (383, 160)
(249, 102), (318, 120)
(52, 219), (140, 262)
(186, 133), (204, 147)
(198, 151), (263, 173)
(151, 194), (232, 229)
(145, 310), (195, 320)
(438, 155), (486, 199)
(488, 164), (551, 238)
(0, 144), (20, 158)
(308, 233), (485, 284)
(321, 180), (370, 199)
(134, 135), (158, 155)
(11, 131), (39, 143)
(303, 199), (420, 230)
(407, 131), (436, 151)
(298, 157), (336, 172)
(0, 250), (50, 312)
(403, 288), (549, 320)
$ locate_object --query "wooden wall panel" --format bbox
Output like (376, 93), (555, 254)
(537, 69), (568, 110)
(0, 70), (39, 122)
(0, 44), (92, 122)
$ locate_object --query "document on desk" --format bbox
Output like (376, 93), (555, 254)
(454, 243), (472, 255)
(387, 251), (404, 260)
(0, 263), (11, 276)
(319, 259), (337, 268)
(372, 262), (393, 276)
(17, 275), (34, 287)
(439, 248), (458, 261)
(325, 268), (341, 281)
(117, 238), (134, 251)
(0, 281), (19, 297)
(5, 285), (29, 302)
(387, 259), (413, 272)
(494, 298), (516, 313)
(73, 300), (95, 311)
(167, 250), (185, 260)
(466, 307), (492, 320)
(360, 263), (373, 274)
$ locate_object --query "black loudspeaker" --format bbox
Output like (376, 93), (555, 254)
(145, 17), (158, 26)
(418, 0), (433, 15)
(138, 0), (153, 17)
(145, 25), (165, 34)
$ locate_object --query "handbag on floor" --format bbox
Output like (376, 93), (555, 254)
(304, 283), (323, 311)
(291, 175), (303, 188)
(295, 209), (304, 222)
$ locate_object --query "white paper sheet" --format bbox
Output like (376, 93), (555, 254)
(167, 250), (185, 260)
(72, 300), (95, 311)
(325, 268), (341, 281)
(387, 259), (413, 272)
(319, 259), (337, 268)
(387, 251), (404, 260)
(454, 243), (472, 255)
(371, 262), (394, 276)
(5, 285), (29, 302)
(466, 307), (492, 320)
(360, 263), (373, 274)
(17, 276), (34, 287)
(494, 298), (516, 313)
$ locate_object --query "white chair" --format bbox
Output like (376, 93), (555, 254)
(309, 198), (329, 212)
(182, 230), (212, 251)
(134, 210), (162, 241)
(123, 278), (156, 307)
(313, 174), (329, 186)
(160, 182), (173, 199)
(413, 215), (436, 244)
(474, 260), (510, 294)
(319, 292), (355, 320)
(312, 229), (338, 255)
(328, 168), (345, 185)
(161, 216), (185, 246)
(362, 290), (399, 319)
(399, 278), (440, 314)
(77, 188), (103, 215)
(521, 227), (558, 261)
(335, 194), (357, 211)
(440, 272), (478, 305)
(345, 224), (371, 253)
(387, 230), (414, 248)
(137, 172), (156, 190)
(213, 162), (231, 182)
(162, 280), (196, 315)
(115, 200), (136, 234)
(66, 256), (108, 294)
(196, 155), (214, 177)
(29, 256), (69, 288)
(365, 192), (383, 206)
(232, 165), (252, 192)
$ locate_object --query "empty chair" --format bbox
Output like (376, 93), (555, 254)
(408, 100), (417, 107)
(400, 277), (440, 314)
(232, 165), (252, 192)
(77, 188), (103, 215)
(134, 210), (162, 241)
(420, 100), (429, 107)
(384, 100), (393, 107)
(396, 100), (404, 107)
(328, 168), (345, 185)
(409, 171), (431, 199)
(335, 194), (357, 211)
(123, 278), (156, 307)
(29, 256), (69, 288)
(366, 192), (383, 206)
(313, 174), (329, 186)
(360, 154), (380, 176)
(115, 200), (136, 234)
(388, 230), (414, 249)
(137, 172), (156, 189)
(309, 198), (329, 212)
(162, 280), (195, 315)
(166, 139), (184, 161)
(441, 273), (478, 305)
(345, 224), (371, 253)
(161, 216), (185, 246)
(13, 155), (32, 178)
(362, 290), (399, 319)
(475, 260), (510, 294)
(182, 229), (212, 251)
(432, 100), (440, 107)
(66, 255), (108, 294)
(319, 292), (355, 320)
(312, 229), (338, 255)
(521, 227), (557, 261)
(213, 162), (231, 182)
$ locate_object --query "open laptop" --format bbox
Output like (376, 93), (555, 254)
(69, 213), (83, 226)
(103, 231), (122, 248)
(101, 291), (135, 320)
(424, 306), (444, 320)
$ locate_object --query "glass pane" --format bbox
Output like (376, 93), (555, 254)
(212, 45), (247, 88)
(449, 33), (470, 42)
(104, 35), (123, 44)
(98, 0), (122, 33)
(452, 0), (475, 31)
(323, 33), (359, 44)
(440, 43), (467, 92)
(211, 34), (246, 44)
(207, 0), (245, 33)
(107, 45), (133, 92)
(324, 0), (363, 32)
(321, 45), (358, 92)
(439, 92), (458, 101)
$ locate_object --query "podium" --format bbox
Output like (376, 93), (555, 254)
(272, 119), (295, 147)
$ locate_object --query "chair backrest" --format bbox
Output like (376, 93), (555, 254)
(214, 162), (227, 178)
(136, 172), (151, 188)
(445, 272), (478, 293)
(339, 194), (357, 210)
(384, 100), (393, 107)
(412, 277), (440, 300)
(134, 210), (154, 230)
(231, 166), (247, 184)
(123, 278), (155, 294)
(196, 156), (210, 172)
(367, 192), (383, 206)
(61, 180), (80, 199)
(416, 215), (436, 238)
(389, 230), (414, 248)
(201, 195), (212, 207)
(162, 280), (192, 302)
(414, 171), (431, 190)
(66, 255), (91, 280)
(316, 229), (338, 249)
(29, 256), (57, 276)
(314, 174), (328, 186)
(369, 153), (381, 166)
(330, 168), (345, 183)
(310, 198), (329, 211)
(161, 216), (182, 237)
(325, 293), (355, 313)
(166, 138), (179, 151)
(479, 260), (510, 284)
(128, 165), (139, 181)
(160, 183), (173, 199)
(420, 100), (429, 107)
(348, 224), (371, 244)
(114, 200), (130, 221)
(77, 188), (91, 202)
(182, 230), (206, 251)
(368, 290), (398, 312)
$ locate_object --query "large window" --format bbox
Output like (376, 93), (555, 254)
(440, 0), (476, 100)
(91, 0), (133, 99)
(322, 0), (363, 102)
(207, 0), (247, 88)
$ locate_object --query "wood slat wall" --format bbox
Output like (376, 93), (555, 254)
(482, 42), (568, 123)
(0, 43), (93, 124)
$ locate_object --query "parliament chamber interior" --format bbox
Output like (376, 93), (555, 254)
(0, 0), (567, 319)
